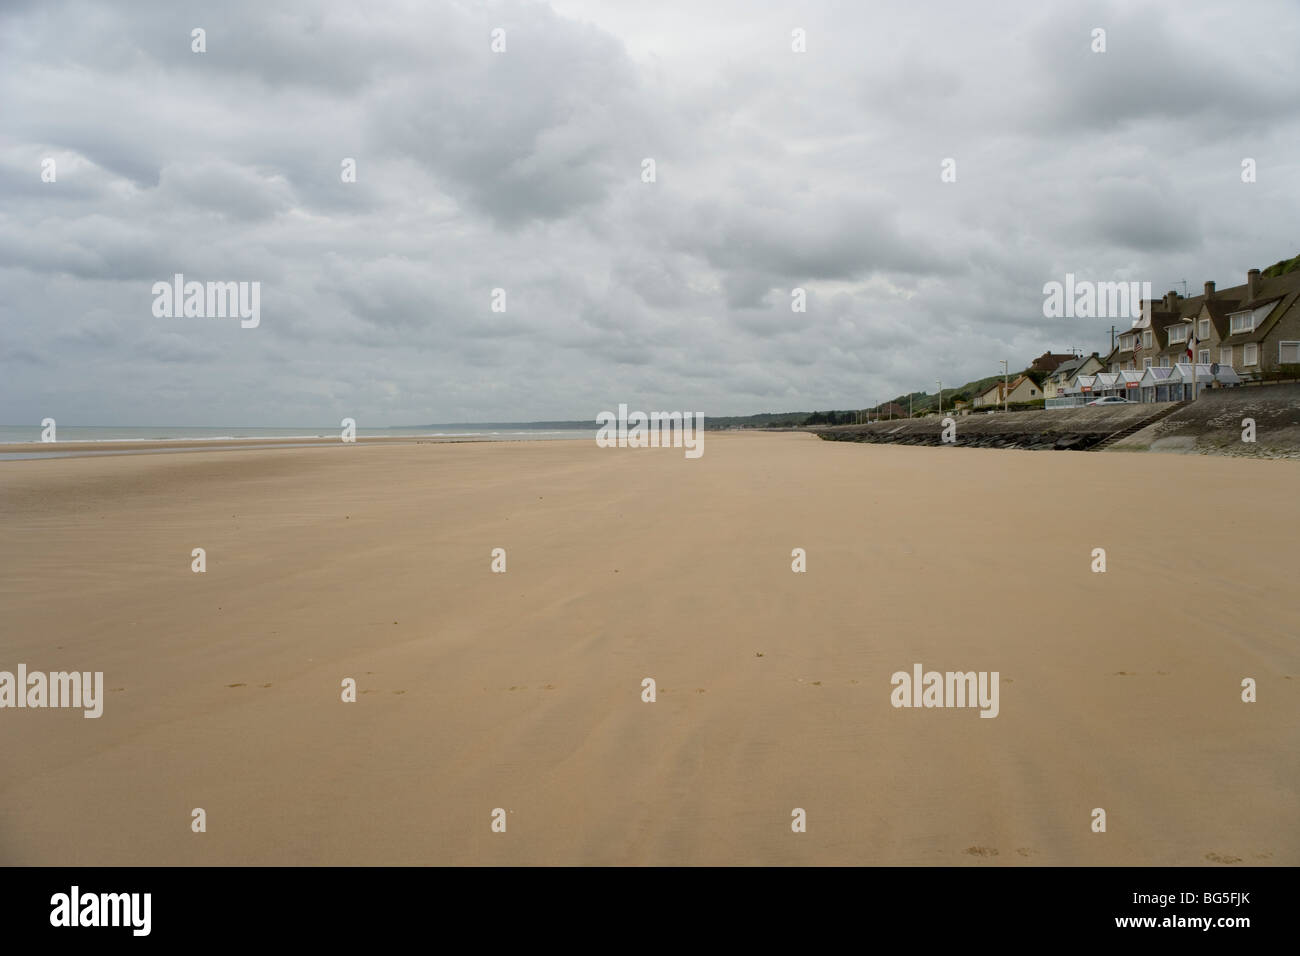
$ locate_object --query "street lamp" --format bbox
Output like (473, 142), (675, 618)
(936, 381), (942, 416)
(999, 360), (1008, 412)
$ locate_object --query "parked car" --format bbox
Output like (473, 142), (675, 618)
(1086, 396), (1133, 405)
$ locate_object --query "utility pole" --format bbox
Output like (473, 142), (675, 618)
(999, 359), (1008, 413)
(936, 381), (943, 417)
(1109, 326), (1118, 351)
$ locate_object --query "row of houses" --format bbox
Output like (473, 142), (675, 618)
(1109, 267), (1300, 378)
(886, 264), (1298, 418)
(1041, 263), (1300, 406)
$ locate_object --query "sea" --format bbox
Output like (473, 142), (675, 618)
(0, 425), (597, 461)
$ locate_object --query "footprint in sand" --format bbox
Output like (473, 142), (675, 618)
(110, 687), (125, 693)
(261, 683), (273, 688)
(391, 690), (405, 695)
(1112, 671), (1134, 676)
(811, 681), (822, 686)
(1016, 848), (1034, 857)
(695, 688), (706, 693)
(226, 683), (246, 688)
(543, 684), (555, 690)
(1205, 852), (1242, 864)
(964, 846), (999, 857)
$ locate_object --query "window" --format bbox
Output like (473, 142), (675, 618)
(1142, 331), (1152, 349)
(1280, 342), (1300, 364)
(1220, 347), (1233, 368)
(1198, 319), (1210, 339)
(1166, 325), (1188, 343)
(1243, 343), (1258, 366)
(1230, 312), (1254, 334)
(1143, 357), (1152, 369)
(1160, 356), (1170, 367)
(1199, 349), (1210, 365)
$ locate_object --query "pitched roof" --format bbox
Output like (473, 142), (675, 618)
(1051, 356), (1086, 379)
(1156, 316), (1193, 357)
(1195, 298), (1242, 341)
(1176, 267), (1300, 348)
(1219, 291), (1298, 346)
(1139, 365), (1175, 385)
(1028, 351), (1075, 372)
(1168, 363), (1243, 385)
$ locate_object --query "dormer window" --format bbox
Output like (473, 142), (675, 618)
(1230, 312), (1254, 334)
(1166, 325), (1188, 344)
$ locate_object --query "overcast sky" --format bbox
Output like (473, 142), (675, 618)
(3, 0), (1299, 425)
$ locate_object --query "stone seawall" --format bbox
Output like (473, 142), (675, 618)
(815, 384), (1300, 457)
(815, 403), (1165, 450)
(1109, 383), (1300, 458)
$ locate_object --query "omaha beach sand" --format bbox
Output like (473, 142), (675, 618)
(1, 434), (1296, 865)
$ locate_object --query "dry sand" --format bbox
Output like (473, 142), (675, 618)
(1, 433), (1296, 865)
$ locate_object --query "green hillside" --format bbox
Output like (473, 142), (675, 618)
(1260, 253), (1300, 278)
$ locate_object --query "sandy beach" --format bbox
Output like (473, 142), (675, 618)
(1, 433), (1296, 866)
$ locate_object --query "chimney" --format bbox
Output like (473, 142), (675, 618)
(1204, 280), (1215, 299)
(1164, 290), (1179, 311)
(1248, 268), (1260, 297)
